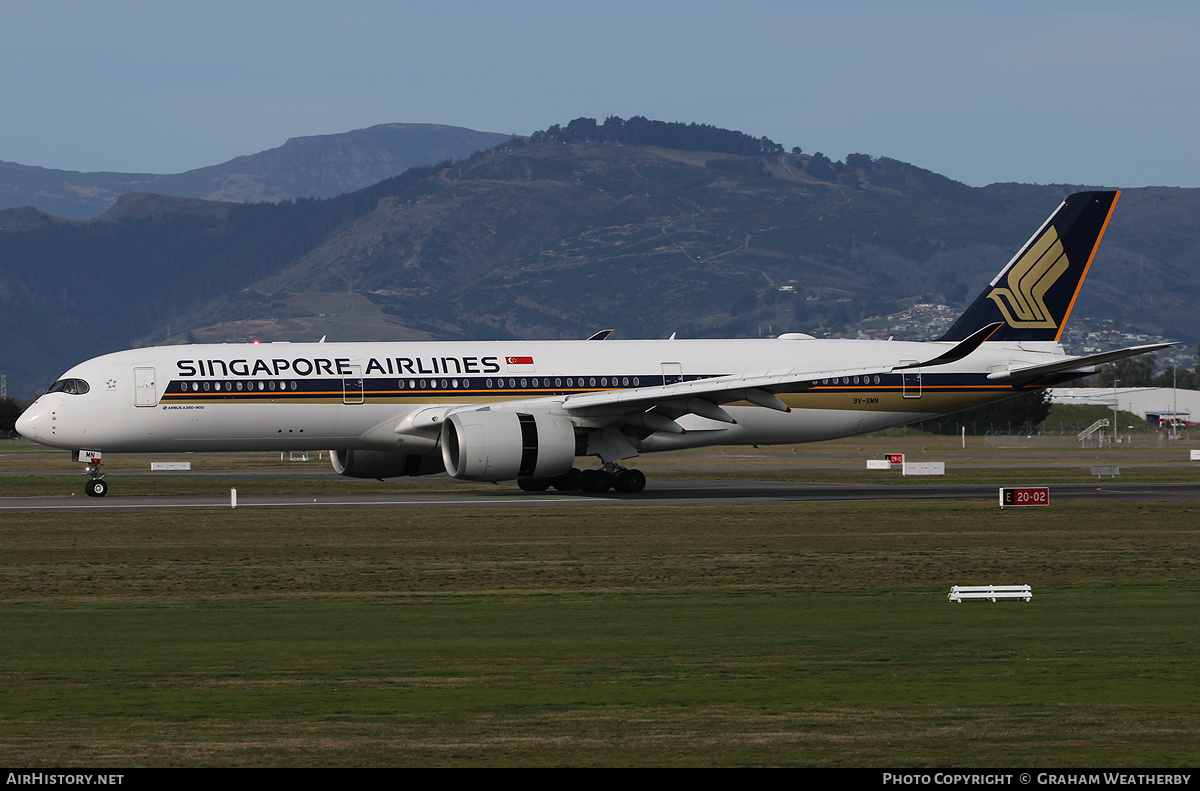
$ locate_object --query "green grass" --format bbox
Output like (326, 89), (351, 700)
(2, 431), (1197, 497)
(1, 502), (1198, 766)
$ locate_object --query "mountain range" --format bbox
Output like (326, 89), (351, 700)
(2, 118), (1197, 399)
(0, 123), (510, 220)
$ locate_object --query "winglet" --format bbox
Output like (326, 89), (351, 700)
(896, 322), (1003, 371)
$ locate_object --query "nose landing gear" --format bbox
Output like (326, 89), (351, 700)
(78, 451), (107, 497)
(85, 475), (108, 497)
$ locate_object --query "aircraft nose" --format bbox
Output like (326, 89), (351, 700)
(15, 407), (36, 439)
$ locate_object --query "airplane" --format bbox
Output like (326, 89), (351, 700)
(16, 190), (1171, 497)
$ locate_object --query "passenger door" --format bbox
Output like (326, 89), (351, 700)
(134, 367), (158, 407)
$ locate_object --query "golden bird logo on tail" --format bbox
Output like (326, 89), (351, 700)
(986, 226), (1069, 329)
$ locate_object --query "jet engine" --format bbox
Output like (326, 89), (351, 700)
(330, 449), (444, 479)
(440, 410), (577, 482)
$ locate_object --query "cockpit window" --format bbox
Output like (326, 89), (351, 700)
(47, 378), (90, 395)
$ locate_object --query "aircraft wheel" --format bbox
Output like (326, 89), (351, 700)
(86, 479), (108, 497)
(551, 468), (582, 491)
(614, 469), (647, 493)
(579, 468), (612, 494)
(517, 477), (551, 492)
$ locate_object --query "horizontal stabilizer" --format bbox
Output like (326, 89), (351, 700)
(986, 343), (1174, 383)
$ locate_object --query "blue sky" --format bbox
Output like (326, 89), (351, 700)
(3, 0), (1198, 187)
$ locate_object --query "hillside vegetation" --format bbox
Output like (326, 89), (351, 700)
(3, 117), (1198, 396)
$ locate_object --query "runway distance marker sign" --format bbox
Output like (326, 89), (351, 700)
(999, 486), (1049, 508)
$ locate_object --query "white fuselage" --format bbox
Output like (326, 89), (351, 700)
(17, 336), (1057, 457)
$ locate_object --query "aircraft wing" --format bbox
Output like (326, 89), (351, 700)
(986, 342), (1174, 383)
(560, 323), (1003, 430)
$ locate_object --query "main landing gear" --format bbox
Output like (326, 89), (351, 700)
(517, 463), (647, 495)
(84, 461), (108, 497)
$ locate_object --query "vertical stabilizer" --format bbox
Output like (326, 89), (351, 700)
(940, 191), (1119, 342)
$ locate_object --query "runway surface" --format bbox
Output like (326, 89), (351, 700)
(4, 479), (1200, 511)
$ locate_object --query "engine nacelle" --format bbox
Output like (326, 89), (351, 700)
(441, 410), (577, 482)
(330, 449), (444, 479)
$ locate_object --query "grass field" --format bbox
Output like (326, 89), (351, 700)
(2, 432), (1198, 496)
(2, 494), (1198, 766)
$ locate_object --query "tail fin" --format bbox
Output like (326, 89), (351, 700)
(940, 190), (1120, 342)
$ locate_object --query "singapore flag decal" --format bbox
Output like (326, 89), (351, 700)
(505, 355), (536, 373)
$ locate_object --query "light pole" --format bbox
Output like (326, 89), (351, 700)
(1112, 379), (1119, 445)
(1173, 365), (1179, 440)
